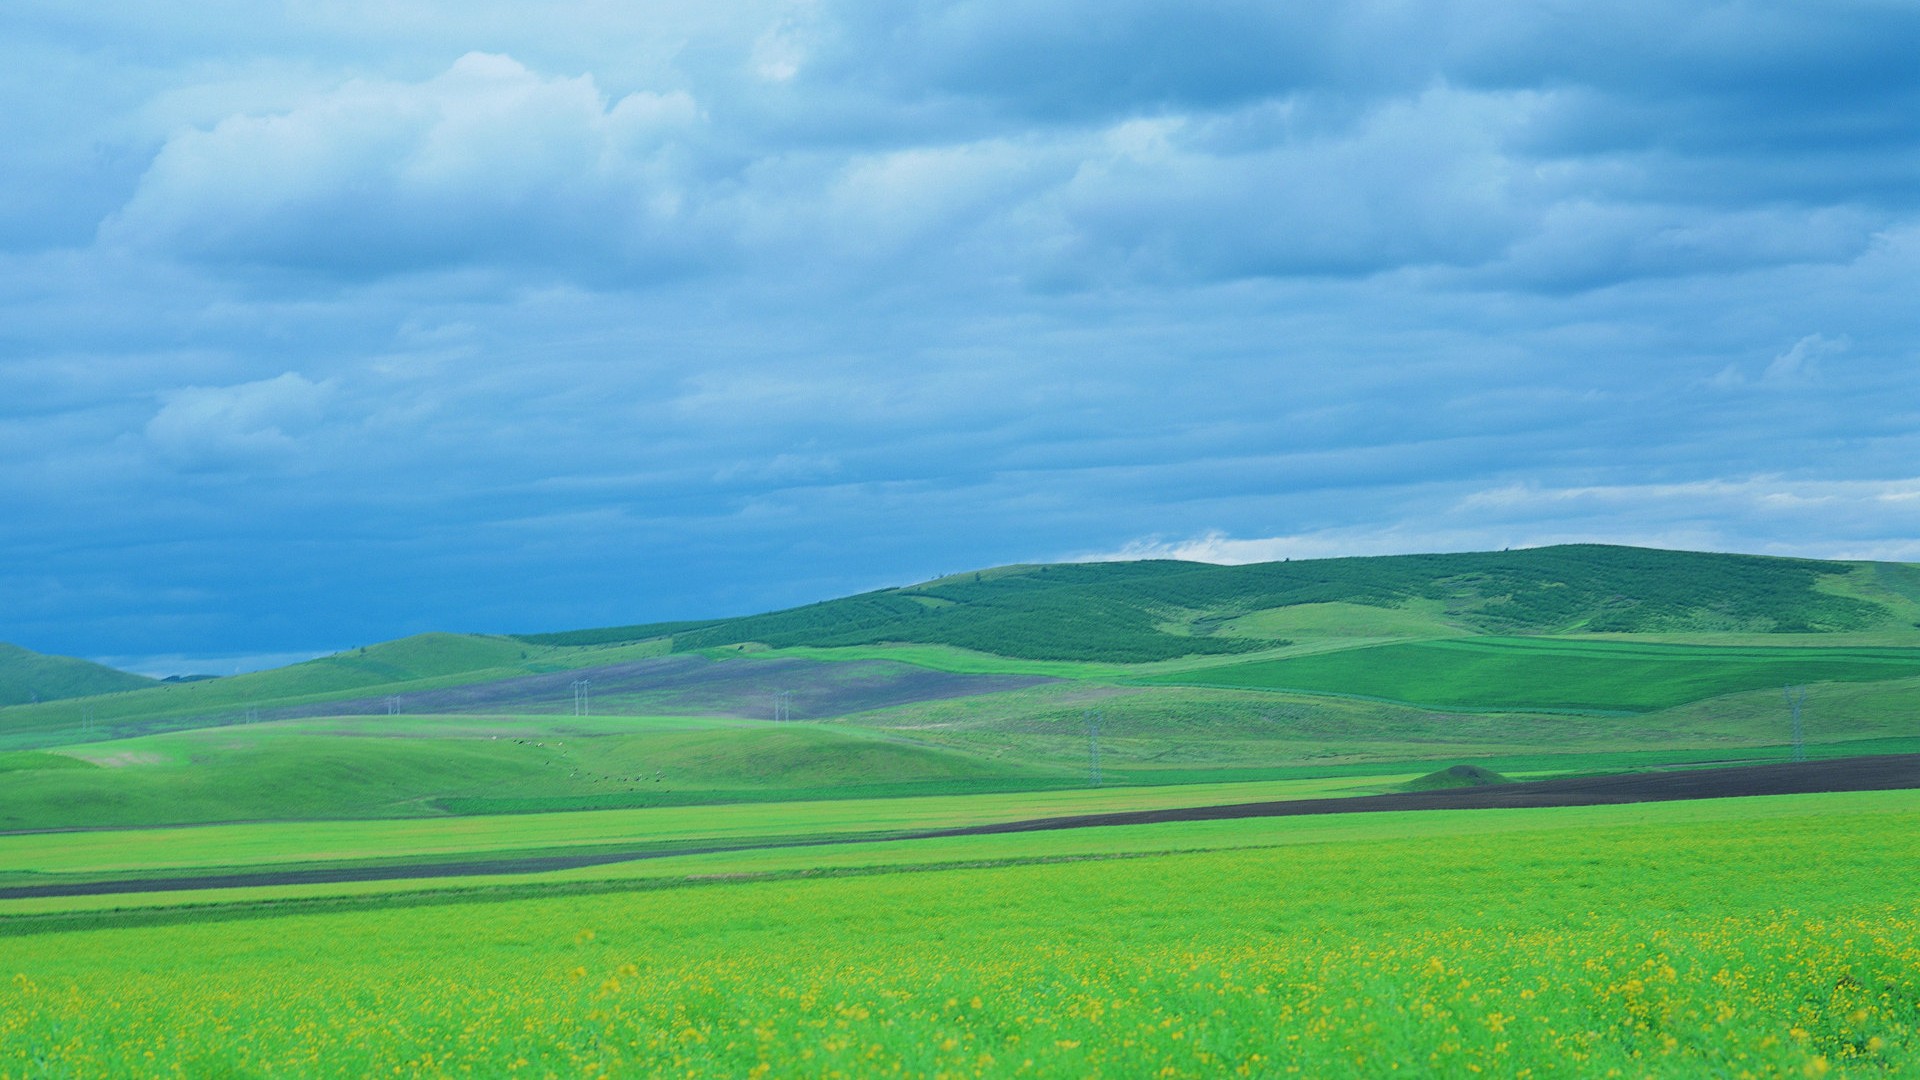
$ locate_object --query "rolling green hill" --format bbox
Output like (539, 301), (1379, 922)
(5, 544), (1920, 832)
(0, 632), (655, 748)
(0, 643), (154, 706)
(519, 545), (1908, 662)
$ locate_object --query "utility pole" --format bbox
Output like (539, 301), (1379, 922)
(1783, 686), (1807, 763)
(1086, 710), (1102, 788)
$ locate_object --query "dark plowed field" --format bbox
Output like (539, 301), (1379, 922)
(5, 755), (1913, 902)
(930, 753), (1920, 836)
(236, 655), (1056, 724)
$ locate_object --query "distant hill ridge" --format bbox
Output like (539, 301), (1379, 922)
(6, 544), (1918, 752)
(517, 544), (1912, 663)
(0, 643), (156, 706)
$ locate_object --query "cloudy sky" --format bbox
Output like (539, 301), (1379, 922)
(4, 1), (1918, 672)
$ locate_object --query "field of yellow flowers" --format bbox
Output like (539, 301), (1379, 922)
(4, 791), (1917, 1076)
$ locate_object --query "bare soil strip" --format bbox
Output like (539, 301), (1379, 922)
(920, 754), (1920, 836)
(5, 755), (1914, 902)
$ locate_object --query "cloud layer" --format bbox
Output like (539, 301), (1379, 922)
(1, 1), (1917, 665)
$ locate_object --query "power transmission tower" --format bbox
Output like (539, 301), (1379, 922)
(385, 697), (400, 716)
(1086, 710), (1102, 788)
(773, 690), (793, 722)
(1783, 685), (1807, 762)
(81, 704), (95, 739)
(571, 679), (591, 717)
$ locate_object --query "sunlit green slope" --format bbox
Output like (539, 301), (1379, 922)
(0, 643), (154, 706)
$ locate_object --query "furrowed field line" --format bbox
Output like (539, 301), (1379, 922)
(6, 754), (1913, 902)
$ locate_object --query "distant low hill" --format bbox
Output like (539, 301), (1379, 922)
(517, 545), (1918, 663)
(0, 643), (155, 706)
(10, 544), (1919, 750)
(0, 633), (574, 746)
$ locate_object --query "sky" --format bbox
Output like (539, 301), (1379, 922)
(3, 1), (1918, 674)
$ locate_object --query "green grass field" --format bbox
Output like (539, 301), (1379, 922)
(5, 547), (1920, 1074)
(0, 633), (675, 750)
(0, 713), (1102, 831)
(0, 642), (154, 706)
(1145, 637), (1920, 712)
(0, 775), (1406, 894)
(525, 544), (1920, 661)
(6, 660), (1918, 832)
(4, 790), (1915, 1076)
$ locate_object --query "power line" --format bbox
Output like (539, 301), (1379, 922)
(1783, 685), (1807, 763)
(1086, 710), (1102, 788)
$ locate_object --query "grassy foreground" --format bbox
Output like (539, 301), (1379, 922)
(3, 791), (1915, 1077)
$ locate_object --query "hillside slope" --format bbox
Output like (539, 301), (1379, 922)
(0, 633), (591, 747)
(520, 545), (1902, 662)
(0, 644), (154, 706)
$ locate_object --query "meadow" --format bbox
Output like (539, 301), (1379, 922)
(6, 545), (1920, 1075)
(3, 790), (1915, 1076)
(1147, 637), (1920, 712)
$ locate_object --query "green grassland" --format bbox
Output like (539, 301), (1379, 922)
(0, 632), (675, 749)
(522, 544), (1918, 661)
(7, 665), (1915, 832)
(0, 714), (1094, 831)
(4, 662), (1919, 832)
(0, 642), (154, 706)
(1145, 636), (1920, 712)
(3, 790), (1915, 1076)
(4, 544), (1920, 839)
(3, 546), (1918, 1073)
(0, 774), (1414, 894)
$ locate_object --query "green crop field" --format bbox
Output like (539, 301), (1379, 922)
(4, 790), (1915, 1076)
(0, 774), (1407, 896)
(1145, 637), (1920, 712)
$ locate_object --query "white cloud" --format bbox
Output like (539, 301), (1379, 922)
(1704, 333), (1849, 390)
(1761, 333), (1845, 386)
(103, 53), (705, 276)
(145, 372), (335, 471)
(1037, 87), (1533, 282)
(1076, 529), (1493, 565)
(1089, 475), (1920, 567)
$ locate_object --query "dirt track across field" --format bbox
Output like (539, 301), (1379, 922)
(918, 753), (1920, 836)
(5, 755), (1915, 902)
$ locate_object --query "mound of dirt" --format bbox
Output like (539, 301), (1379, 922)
(1401, 764), (1512, 791)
